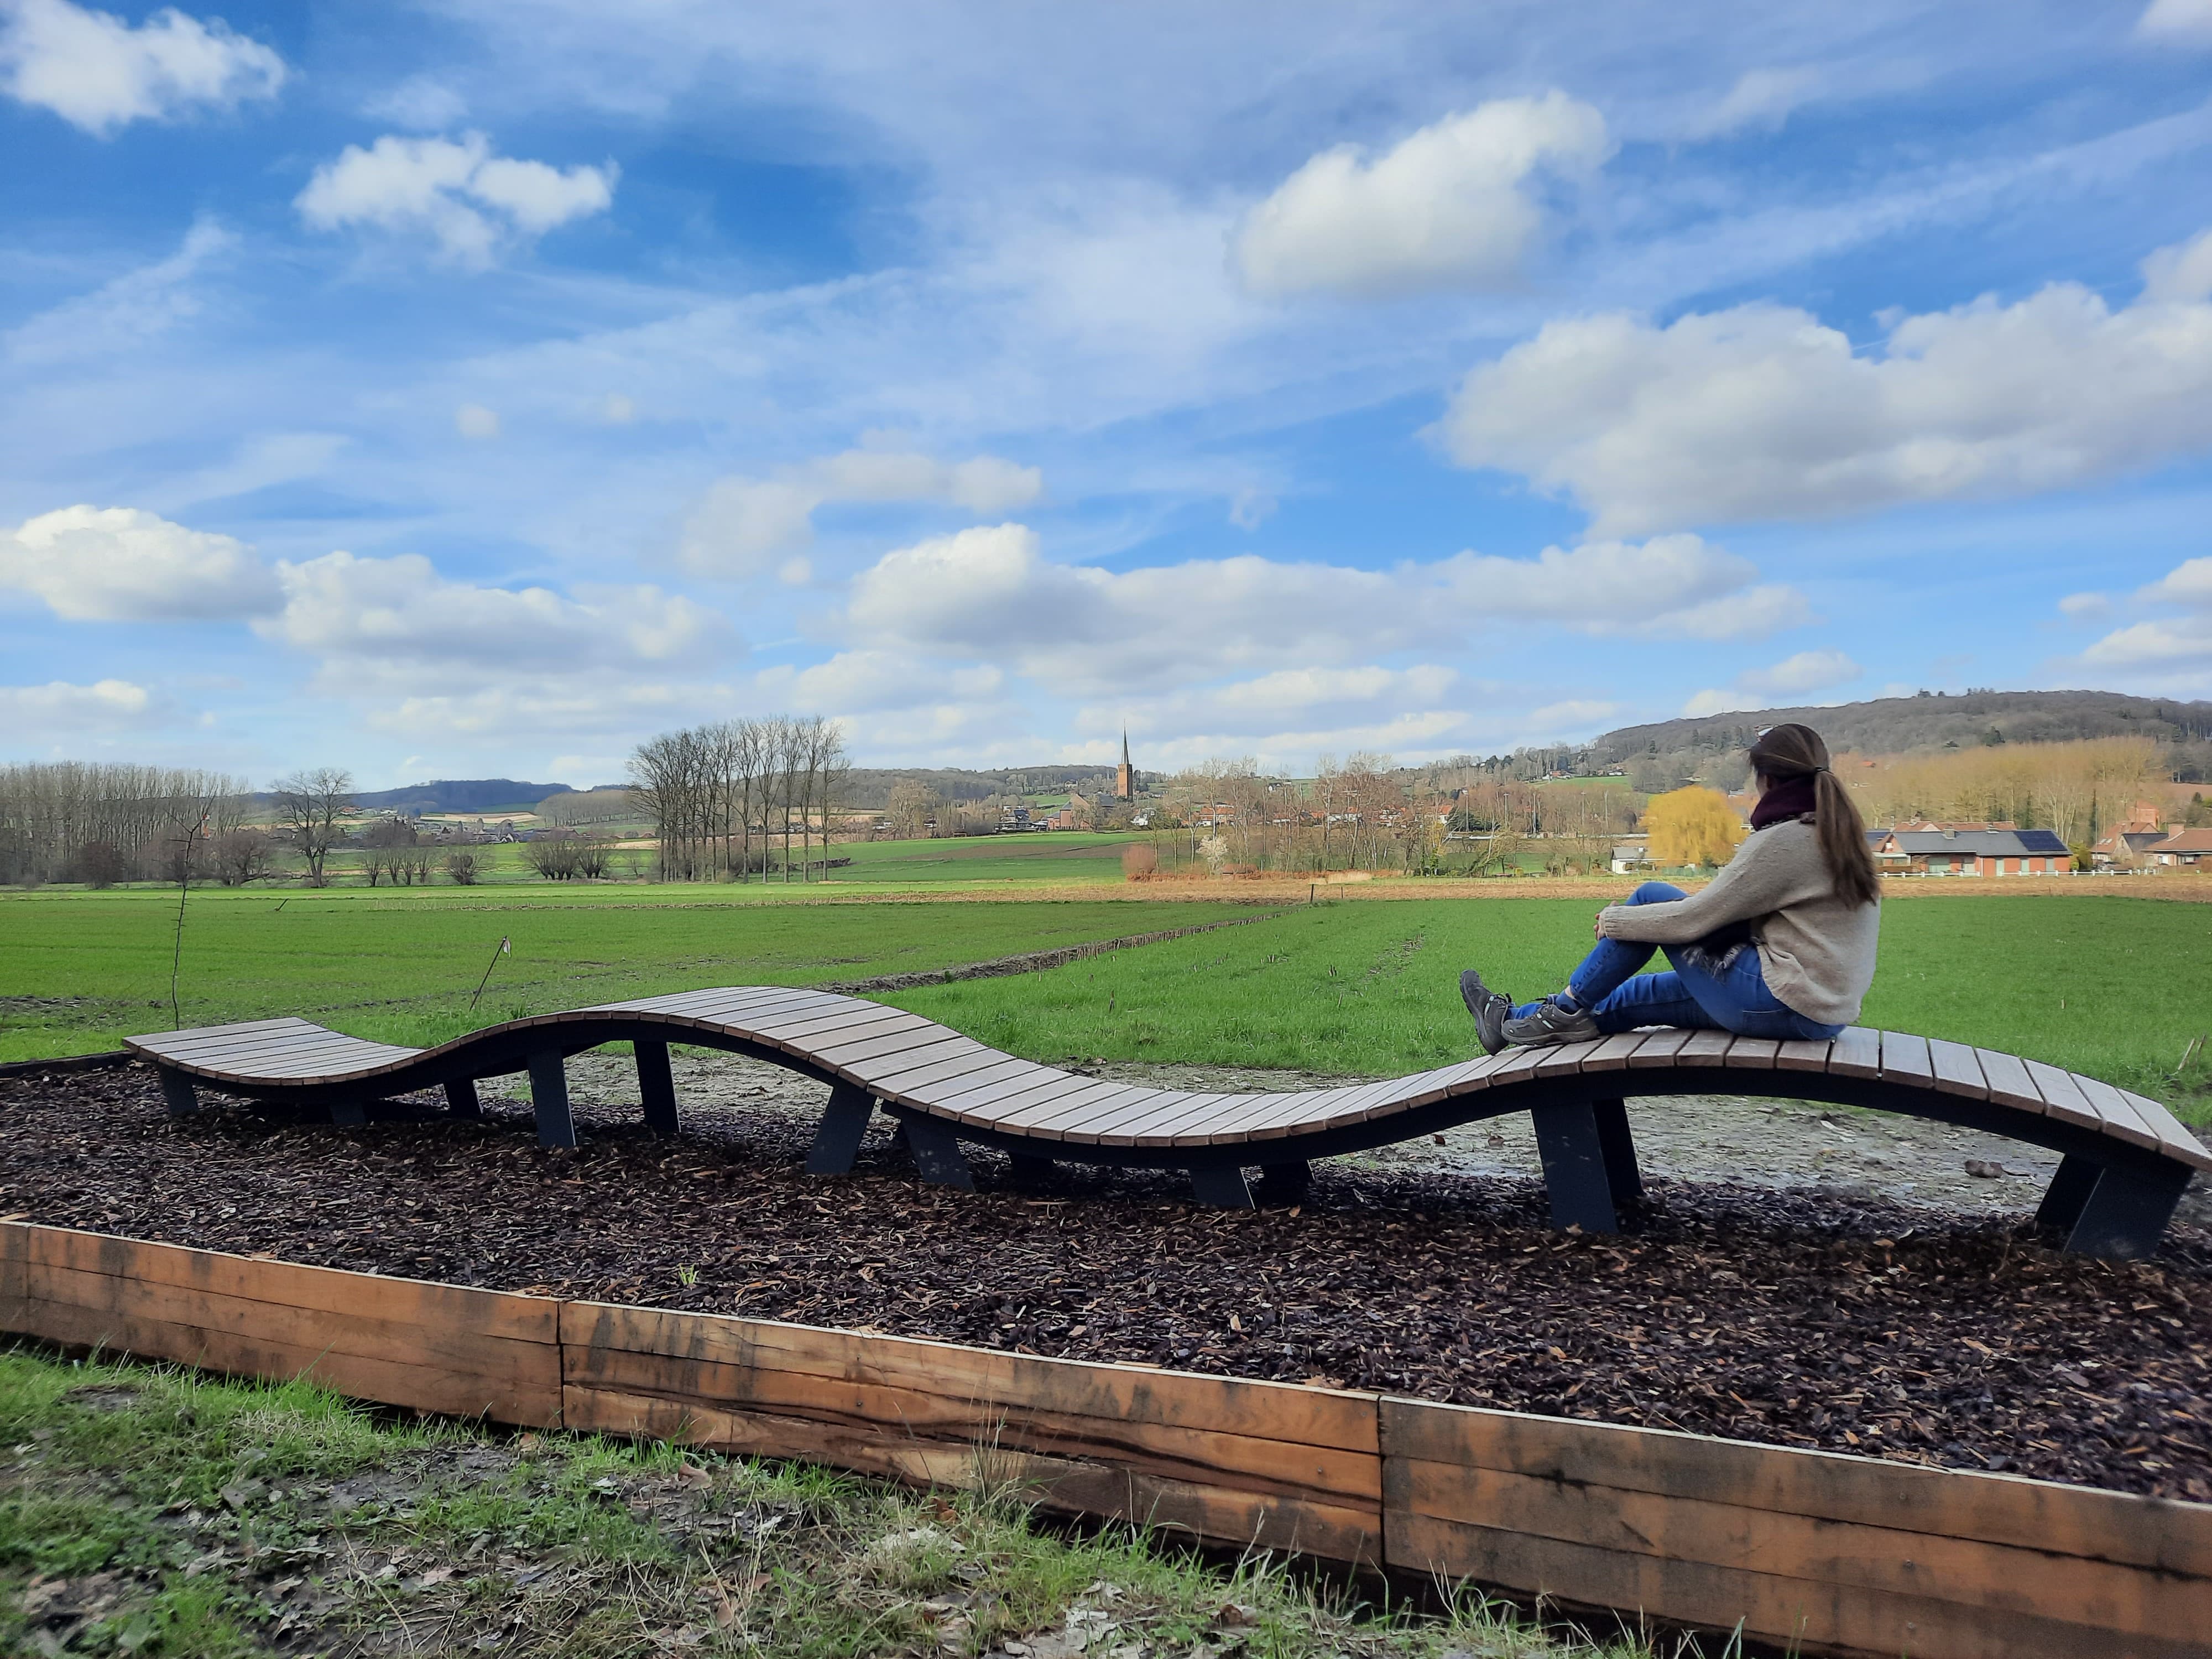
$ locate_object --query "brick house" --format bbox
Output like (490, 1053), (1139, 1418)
(2150, 828), (2212, 867)
(1875, 827), (2074, 877)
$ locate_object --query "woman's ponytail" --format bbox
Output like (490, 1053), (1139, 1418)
(1747, 723), (1880, 909)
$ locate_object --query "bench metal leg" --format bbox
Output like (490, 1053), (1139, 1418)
(1590, 1098), (1642, 1203)
(1257, 1160), (1311, 1204)
(806, 1082), (875, 1175)
(330, 1098), (368, 1126)
(527, 1050), (576, 1149)
(635, 1040), (678, 1138)
(1007, 1152), (1056, 1186)
(1531, 1100), (1619, 1234)
(2036, 1153), (2101, 1233)
(157, 1068), (197, 1116)
(902, 1113), (973, 1191)
(444, 1078), (482, 1120)
(2064, 1163), (2190, 1261)
(1190, 1165), (1254, 1209)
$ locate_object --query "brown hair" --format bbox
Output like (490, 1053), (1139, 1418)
(1746, 723), (1880, 908)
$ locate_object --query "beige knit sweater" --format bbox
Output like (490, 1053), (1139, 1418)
(1596, 818), (1880, 1025)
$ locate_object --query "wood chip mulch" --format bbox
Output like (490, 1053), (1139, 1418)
(3, 1065), (2208, 1504)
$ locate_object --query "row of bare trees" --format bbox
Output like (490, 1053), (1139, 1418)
(0, 763), (255, 887)
(1846, 737), (2168, 846)
(627, 716), (848, 882)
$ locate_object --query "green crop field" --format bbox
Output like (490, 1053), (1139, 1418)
(0, 888), (1257, 1062)
(887, 895), (2212, 1124)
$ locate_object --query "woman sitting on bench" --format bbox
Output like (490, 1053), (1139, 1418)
(1461, 723), (1882, 1052)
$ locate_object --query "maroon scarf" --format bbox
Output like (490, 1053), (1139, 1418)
(1750, 771), (1819, 830)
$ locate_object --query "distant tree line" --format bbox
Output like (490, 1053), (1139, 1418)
(627, 715), (849, 881)
(0, 763), (258, 888)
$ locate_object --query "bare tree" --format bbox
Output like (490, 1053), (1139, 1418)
(273, 768), (353, 885)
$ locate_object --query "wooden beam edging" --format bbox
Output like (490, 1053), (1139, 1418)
(1, 1222), (2205, 1658)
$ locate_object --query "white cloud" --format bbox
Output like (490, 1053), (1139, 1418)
(0, 677), (158, 732)
(0, 0), (283, 135)
(455, 402), (501, 440)
(2142, 228), (2212, 303)
(1439, 534), (1809, 638)
(2080, 556), (2212, 680)
(0, 504), (280, 620)
(1682, 647), (1861, 717)
(843, 523), (1803, 696)
(2142, 555), (2212, 606)
(1681, 67), (1822, 140)
(1234, 92), (1610, 298)
(295, 131), (617, 267)
(2058, 591), (2111, 619)
(599, 392), (636, 425)
(3, 218), (227, 366)
(755, 650), (1006, 716)
(1439, 225), (2212, 534)
(677, 448), (1044, 578)
(366, 74), (466, 131)
(257, 551), (733, 691)
(2136, 0), (2212, 42)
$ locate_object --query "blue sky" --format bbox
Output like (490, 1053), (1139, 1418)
(3, 0), (2211, 789)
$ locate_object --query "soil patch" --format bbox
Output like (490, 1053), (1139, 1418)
(2, 1058), (2206, 1504)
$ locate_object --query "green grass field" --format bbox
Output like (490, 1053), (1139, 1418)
(294, 829), (1142, 891)
(887, 896), (2212, 1123)
(0, 889), (1255, 1062)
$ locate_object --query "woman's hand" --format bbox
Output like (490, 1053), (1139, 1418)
(1594, 907), (1605, 941)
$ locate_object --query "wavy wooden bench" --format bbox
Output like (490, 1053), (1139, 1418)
(128, 987), (2209, 1259)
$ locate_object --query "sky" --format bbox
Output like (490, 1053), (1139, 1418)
(3, 0), (2212, 790)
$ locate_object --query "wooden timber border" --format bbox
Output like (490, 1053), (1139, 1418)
(2, 1220), (2205, 1658)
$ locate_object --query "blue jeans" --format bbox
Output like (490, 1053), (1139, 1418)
(1511, 881), (1845, 1041)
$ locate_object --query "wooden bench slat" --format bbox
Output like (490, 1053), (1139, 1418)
(1773, 1037), (1834, 1073)
(1055, 1086), (1189, 1144)
(2117, 1090), (2212, 1172)
(1971, 1047), (2043, 1114)
(1579, 1033), (1648, 1073)
(989, 1077), (1131, 1132)
(1925, 1039), (1989, 1100)
(1878, 1031), (1933, 1087)
(2067, 1073), (2163, 1154)
(1031, 1084), (1161, 1141)
(2023, 1060), (2111, 1136)
(1826, 1027), (1881, 1080)
(1724, 1038), (1781, 1070)
(1624, 1028), (1695, 1068)
(1676, 1030), (1736, 1066)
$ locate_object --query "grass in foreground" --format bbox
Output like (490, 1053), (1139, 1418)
(888, 895), (2212, 1122)
(0, 1348), (1661, 1658)
(0, 893), (1257, 1063)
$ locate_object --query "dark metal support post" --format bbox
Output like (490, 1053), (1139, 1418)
(2064, 1163), (2191, 1261)
(1590, 1098), (1642, 1204)
(156, 1068), (197, 1116)
(901, 1113), (973, 1190)
(444, 1078), (482, 1119)
(1007, 1153), (1056, 1186)
(806, 1083), (875, 1175)
(527, 1050), (576, 1149)
(2036, 1153), (2101, 1234)
(1190, 1165), (1254, 1209)
(1531, 1101), (1619, 1234)
(635, 1040), (678, 1137)
(330, 1099), (367, 1126)
(1257, 1160), (1311, 1204)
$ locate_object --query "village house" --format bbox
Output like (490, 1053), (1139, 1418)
(2089, 829), (2174, 869)
(1872, 827), (2073, 877)
(2150, 828), (2212, 868)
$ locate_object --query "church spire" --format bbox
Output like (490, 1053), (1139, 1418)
(1121, 726), (1130, 765)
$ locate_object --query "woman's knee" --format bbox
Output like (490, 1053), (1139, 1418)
(1630, 880), (1687, 906)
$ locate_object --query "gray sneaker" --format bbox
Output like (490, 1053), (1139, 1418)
(1459, 969), (1510, 1056)
(1501, 997), (1600, 1047)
